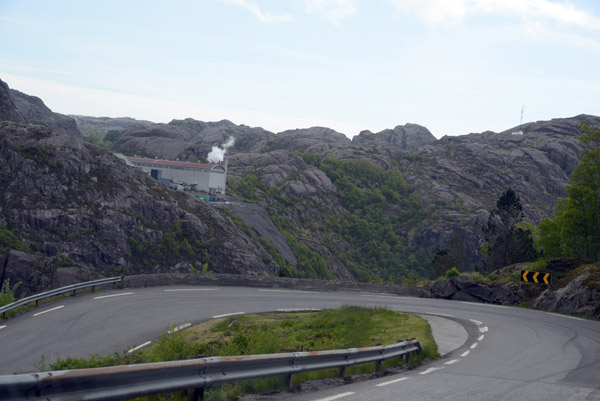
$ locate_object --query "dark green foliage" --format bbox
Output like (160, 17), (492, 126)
(231, 175), (266, 202)
(539, 122), (600, 262)
(297, 152), (321, 167)
(483, 188), (537, 271)
(282, 231), (330, 279)
(0, 226), (29, 253)
(445, 267), (460, 279)
(127, 220), (210, 272)
(430, 235), (465, 279)
(319, 158), (431, 282)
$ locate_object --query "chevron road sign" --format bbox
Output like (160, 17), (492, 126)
(521, 270), (551, 285)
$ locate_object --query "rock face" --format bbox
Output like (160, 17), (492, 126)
(353, 123), (437, 151)
(0, 121), (278, 296)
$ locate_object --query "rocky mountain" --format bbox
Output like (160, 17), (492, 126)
(1, 76), (599, 293)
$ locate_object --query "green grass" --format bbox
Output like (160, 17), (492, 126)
(47, 306), (438, 400)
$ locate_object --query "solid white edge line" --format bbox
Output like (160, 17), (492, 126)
(548, 313), (587, 321)
(359, 294), (409, 299)
(375, 377), (409, 386)
(470, 343), (478, 349)
(33, 305), (64, 316)
(469, 319), (483, 325)
(258, 289), (315, 294)
(420, 367), (443, 375)
(277, 308), (322, 312)
(444, 359), (460, 365)
(164, 289), (219, 292)
(0, 325), (6, 330)
(478, 335), (485, 341)
(461, 302), (506, 308)
(93, 292), (134, 300)
(461, 350), (470, 357)
(212, 312), (245, 319)
(313, 392), (355, 401)
(168, 323), (192, 334)
(427, 312), (455, 317)
(128, 341), (152, 353)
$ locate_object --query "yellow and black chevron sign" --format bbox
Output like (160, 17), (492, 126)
(521, 270), (551, 285)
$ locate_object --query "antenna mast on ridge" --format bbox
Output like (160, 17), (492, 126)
(512, 105), (525, 136)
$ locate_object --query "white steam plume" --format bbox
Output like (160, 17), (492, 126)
(207, 137), (235, 163)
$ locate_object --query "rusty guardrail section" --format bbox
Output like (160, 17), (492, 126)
(0, 277), (121, 318)
(0, 339), (421, 401)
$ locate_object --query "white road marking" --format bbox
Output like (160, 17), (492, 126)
(548, 313), (587, 321)
(313, 392), (355, 401)
(212, 312), (245, 319)
(375, 377), (409, 386)
(258, 289), (315, 294)
(461, 302), (507, 308)
(0, 325), (6, 330)
(470, 319), (483, 325)
(164, 288), (219, 292)
(427, 312), (454, 317)
(93, 292), (133, 300)
(128, 341), (152, 353)
(420, 367), (444, 375)
(479, 326), (488, 333)
(168, 323), (191, 334)
(359, 294), (409, 299)
(277, 308), (322, 312)
(461, 350), (470, 357)
(33, 305), (64, 316)
(478, 335), (485, 341)
(444, 359), (460, 365)
(470, 343), (478, 349)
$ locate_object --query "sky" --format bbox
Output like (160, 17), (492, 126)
(1, 0), (599, 139)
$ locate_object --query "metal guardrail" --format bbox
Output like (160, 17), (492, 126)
(0, 339), (421, 401)
(0, 277), (121, 318)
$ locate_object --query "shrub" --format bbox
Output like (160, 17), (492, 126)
(445, 267), (460, 279)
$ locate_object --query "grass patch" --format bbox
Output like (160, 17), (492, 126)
(48, 306), (437, 400)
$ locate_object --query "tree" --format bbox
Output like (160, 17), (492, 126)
(539, 122), (600, 262)
(482, 188), (537, 271)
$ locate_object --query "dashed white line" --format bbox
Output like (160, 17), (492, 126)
(128, 341), (152, 353)
(444, 359), (460, 365)
(375, 377), (409, 386)
(479, 326), (488, 333)
(33, 305), (64, 316)
(164, 288), (219, 292)
(478, 335), (485, 341)
(212, 312), (245, 319)
(313, 392), (355, 401)
(470, 319), (483, 325)
(420, 367), (444, 375)
(168, 323), (191, 334)
(461, 350), (470, 357)
(93, 292), (133, 300)
(0, 325), (6, 330)
(470, 343), (478, 349)
(258, 289), (315, 294)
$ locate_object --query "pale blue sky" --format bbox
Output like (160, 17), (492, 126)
(1, 0), (599, 138)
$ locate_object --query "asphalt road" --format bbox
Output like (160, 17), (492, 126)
(1, 286), (599, 400)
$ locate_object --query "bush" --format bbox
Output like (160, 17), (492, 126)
(445, 267), (460, 279)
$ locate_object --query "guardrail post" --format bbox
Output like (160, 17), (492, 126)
(375, 360), (382, 373)
(72, 289), (76, 297)
(187, 387), (204, 401)
(284, 373), (293, 388)
(337, 366), (345, 378)
(92, 285), (95, 293)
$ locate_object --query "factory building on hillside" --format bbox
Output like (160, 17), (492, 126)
(115, 154), (227, 194)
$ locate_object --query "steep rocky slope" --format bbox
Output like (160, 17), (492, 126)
(0, 121), (278, 295)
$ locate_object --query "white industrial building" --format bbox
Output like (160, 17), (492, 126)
(115, 154), (227, 194)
